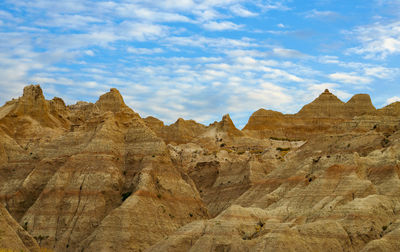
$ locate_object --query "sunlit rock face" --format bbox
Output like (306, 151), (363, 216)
(0, 86), (207, 251)
(1, 85), (400, 252)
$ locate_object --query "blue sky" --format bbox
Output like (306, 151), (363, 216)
(1, 0), (400, 128)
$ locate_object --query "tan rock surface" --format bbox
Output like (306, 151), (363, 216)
(0, 86), (207, 251)
(2, 86), (400, 251)
(243, 89), (396, 140)
(0, 204), (40, 251)
(144, 117), (207, 144)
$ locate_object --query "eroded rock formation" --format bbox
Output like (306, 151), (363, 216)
(1, 85), (400, 252)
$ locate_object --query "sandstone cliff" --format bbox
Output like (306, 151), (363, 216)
(0, 85), (207, 251)
(1, 85), (400, 252)
(243, 89), (396, 140)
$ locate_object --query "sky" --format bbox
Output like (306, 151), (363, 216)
(0, 0), (399, 128)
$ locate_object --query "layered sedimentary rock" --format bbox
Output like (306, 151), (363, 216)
(243, 89), (395, 140)
(0, 204), (39, 251)
(1, 85), (400, 252)
(150, 130), (400, 252)
(0, 85), (207, 251)
(144, 117), (207, 144)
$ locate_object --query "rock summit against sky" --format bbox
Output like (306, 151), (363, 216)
(0, 0), (400, 127)
(1, 85), (400, 251)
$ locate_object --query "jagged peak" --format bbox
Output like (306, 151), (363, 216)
(16, 84), (49, 114)
(22, 84), (46, 102)
(95, 88), (127, 113)
(296, 89), (345, 118)
(215, 114), (243, 137)
(143, 116), (165, 128)
(221, 114), (232, 123)
(51, 97), (66, 106)
(176, 118), (185, 123)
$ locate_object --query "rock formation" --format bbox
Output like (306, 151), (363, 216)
(144, 117), (207, 144)
(1, 85), (400, 251)
(0, 204), (39, 251)
(0, 85), (207, 251)
(243, 89), (397, 140)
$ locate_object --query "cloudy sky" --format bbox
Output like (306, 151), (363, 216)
(1, 0), (400, 128)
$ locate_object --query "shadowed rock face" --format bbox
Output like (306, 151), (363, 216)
(2, 85), (400, 252)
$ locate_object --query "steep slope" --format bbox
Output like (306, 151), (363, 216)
(2, 85), (400, 252)
(0, 204), (40, 251)
(149, 130), (400, 251)
(296, 89), (347, 118)
(243, 90), (385, 140)
(144, 117), (207, 144)
(344, 94), (375, 117)
(0, 86), (207, 251)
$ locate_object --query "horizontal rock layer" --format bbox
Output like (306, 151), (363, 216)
(1, 85), (400, 251)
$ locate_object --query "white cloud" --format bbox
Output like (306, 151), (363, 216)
(277, 23), (285, 28)
(227, 81), (293, 113)
(348, 21), (400, 59)
(119, 22), (169, 41)
(329, 72), (373, 84)
(386, 96), (400, 104)
(305, 9), (339, 19)
(165, 35), (255, 48)
(364, 66), (399, 79)
(230, 4), (258, 17)
(319, 55), (340, 64)
(306, 83), (352, 100)
(84, 50), (95, 56)
(262, 67), (304, 82)
(203, 21), (243, 31)
(272, 48), (308, 58)
(115, 4), (193, 23)
(127, 47), (163, 54)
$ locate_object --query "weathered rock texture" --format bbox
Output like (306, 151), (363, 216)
(0, 204), (40, 251)
(0, 85), (207, 251)
(242, 89), (396, 140)
(1, 85), (400, 252)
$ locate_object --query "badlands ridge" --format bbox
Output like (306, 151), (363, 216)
(1, 85), (400, 251)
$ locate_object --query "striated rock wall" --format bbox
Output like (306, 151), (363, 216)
(1, 85), (400, 252)
(243, 89), (396, 140)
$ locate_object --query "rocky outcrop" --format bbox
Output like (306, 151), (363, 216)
(377, 101), (400, 116)
(95, 88), (128, 113)
(0, 204), (40, 251)
(0, 85), (207, 251)
(297, 89), (346, 118)
(144, 117), (207, 144)
(243, 89), (397, 140)
(150, 130), (400, 251)
(2, 85), (400, 252)
(345, 94), (375, 117)
(209, 114), (244, 137)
